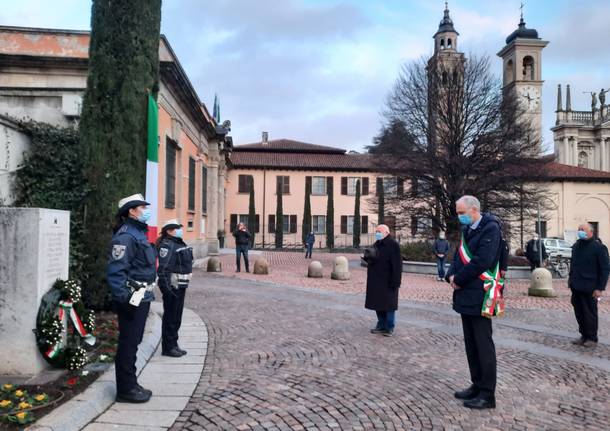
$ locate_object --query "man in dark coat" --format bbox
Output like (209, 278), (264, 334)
(363, 224), (402, 337)
(525, 234), (547, 271)
(446, 195), (503, 410)
(433, 231), (450, 281)
(569, 223), (610, 347)
(233, 223), (251, 272)
(305, 231), (315, 258)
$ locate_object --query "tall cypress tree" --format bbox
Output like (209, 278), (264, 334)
(248, 176), (255, 248)
(275, 177), (284, 249)
(353, 179), (361, 248)
(79, 0), (161, 308)
(326, 177), (334, 249)
(302, 176), (312, 244)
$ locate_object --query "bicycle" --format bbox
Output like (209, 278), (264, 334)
(545, 254), (570, 278)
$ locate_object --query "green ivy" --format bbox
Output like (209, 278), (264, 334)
(13, 121), (89, 282)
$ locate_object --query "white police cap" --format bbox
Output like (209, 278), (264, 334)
(118, 193), (150, 215)
(162, 218), (183, 230)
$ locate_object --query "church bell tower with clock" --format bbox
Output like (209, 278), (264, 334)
(497, 11), (548, 151)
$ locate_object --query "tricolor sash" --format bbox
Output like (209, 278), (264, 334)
(45, 300), (96, 359)
(458, 234), (505, 318)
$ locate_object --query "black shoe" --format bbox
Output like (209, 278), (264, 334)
(135, 383), (152, 397)
(236, 269), (240, 273)
(176, 346), (187, 355)
(116, 387), (151, 403)
(162, 347), (183, 357)
(370, 327), (385, 334)
(571, 337), (585, 346)
(454, 386), (479, 400)
(463, 396), (495, 409)
(382, 329), (394, 337)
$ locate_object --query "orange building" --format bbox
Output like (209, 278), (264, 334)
(0, 26), (231, 256)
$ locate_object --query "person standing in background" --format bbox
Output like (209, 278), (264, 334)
(233, 223), (251, 272)
(433, 231), (450, 281)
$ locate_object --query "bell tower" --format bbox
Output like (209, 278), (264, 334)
(427, 3), (465, 149)
(497, 10), (548, 148)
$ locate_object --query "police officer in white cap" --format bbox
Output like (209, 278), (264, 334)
(107, 193), (156, 403)
(156, 219), (194, 357)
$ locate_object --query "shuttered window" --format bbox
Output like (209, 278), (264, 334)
(188, 157), (196, 211)
(238, 175), (252, 193)
(276, 176), (290, 194)
(201, 166), (208, 213)
(230, 214), (238, 232)
(165, 138), (177, 208)
(268, 215), (276, 233)
(361, 216), (369, 234)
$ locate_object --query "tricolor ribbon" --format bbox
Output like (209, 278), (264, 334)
(45, 300), (96, 359)
(458, 234), (505, 318)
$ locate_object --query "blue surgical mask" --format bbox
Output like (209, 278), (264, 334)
(174, 228), (183, 238)
(375, 232), (384, 241)
(458, 214), (472, 226)
(137, 208), (151, 223)
(577, 230), (587, 240)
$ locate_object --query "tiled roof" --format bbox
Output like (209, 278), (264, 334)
(230, 151), (373, 171)
(235, 139), (345, 154)
(536, 160), (610, 182)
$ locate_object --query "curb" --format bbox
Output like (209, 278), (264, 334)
(27, 303), (163, 431)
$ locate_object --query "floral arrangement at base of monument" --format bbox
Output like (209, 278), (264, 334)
(0, 383), (54, 425)
(34, 279), (97, 370)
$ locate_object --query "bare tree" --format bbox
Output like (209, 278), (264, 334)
(370, 55), (550, 242)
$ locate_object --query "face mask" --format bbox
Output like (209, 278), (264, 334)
(577, 230), (587, 240)
(458, 214), (472, 226)
(375, 232), (384, 241)
(174, 228), (183, 238)
(137, 208), (151, 223)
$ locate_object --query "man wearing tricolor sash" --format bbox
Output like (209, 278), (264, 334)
(445, 195), (504, 410)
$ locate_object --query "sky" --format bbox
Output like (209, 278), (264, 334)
(1, 0), (609, 153)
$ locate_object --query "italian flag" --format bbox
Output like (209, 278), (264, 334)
(145, 94), (159, 243)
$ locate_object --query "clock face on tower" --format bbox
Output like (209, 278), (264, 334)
(518, 85), (541, 111)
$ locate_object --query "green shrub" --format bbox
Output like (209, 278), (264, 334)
(400, 241), (455, 262)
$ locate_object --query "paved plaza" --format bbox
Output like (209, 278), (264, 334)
(168, 252), (610, 430)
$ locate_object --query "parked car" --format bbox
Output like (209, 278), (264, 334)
(542, 237), (573, 258)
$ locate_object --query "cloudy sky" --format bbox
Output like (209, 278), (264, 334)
(1, 0), (608, 152)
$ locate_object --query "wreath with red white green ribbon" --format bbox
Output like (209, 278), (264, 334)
(34, 279), (96, 370)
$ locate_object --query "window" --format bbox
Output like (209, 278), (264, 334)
(230, 214), (260, 233)
(534, 220), (547, 238)
(201, 166), (208, 213)
(447, 38), (452, 49)
(312, 177), (327, 195)
(522, 56), (534, 80)
(361, 216), (369, 234)
(312, 215), (326, 234)
(578, 151), (589, 168)
(188, 157), (196, 211)
(411, 216), (431, 236)
(276, 176), (290, 194)
(440, 38), (445, 49)
(238, 175), (253, 193)
(165, 138), (177, 208)
(382, 177), (397, 197)
(341, 177), (369, 196)
(281, 215), (297, 233)
(341, 216), (355, 234)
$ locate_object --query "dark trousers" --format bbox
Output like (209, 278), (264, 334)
(375, 310), (396, 331)
(162, 287), (186, 351)
(236, 245), (249, 271)
(571, 290), (598, 342)
(436, 256), (446, 278)
(305, 243), (313, 258)
(115, 301), (150, 394)
(529, 260), (541, 271)
(461, 314), (496, 397)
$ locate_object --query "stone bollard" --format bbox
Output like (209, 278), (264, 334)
(207, 256), (222, 272)
(253, 258), (269, 275)
(528, 267), (555, 297)
(308, 261), (324, 278)
(331, 256), (350, 280)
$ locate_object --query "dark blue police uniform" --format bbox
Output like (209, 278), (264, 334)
(107, 218), (156, 397)
(157, 235), (193, 354)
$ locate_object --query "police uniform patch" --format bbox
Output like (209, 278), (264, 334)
(159, 247), (169, 258)
(112, 244), (126, 260)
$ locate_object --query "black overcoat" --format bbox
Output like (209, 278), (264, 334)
(364, 236), (403, 311)
(569, 238), (609, 293)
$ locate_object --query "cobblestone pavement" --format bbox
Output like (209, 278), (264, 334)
(215, 250), (610, 314)
(171, 270), (610, 431)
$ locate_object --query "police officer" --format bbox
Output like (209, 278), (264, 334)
(156, 219), (194, 357)
(107, 193), (156, 403)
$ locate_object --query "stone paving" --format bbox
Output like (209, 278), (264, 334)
(169, 266), (610, 431)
